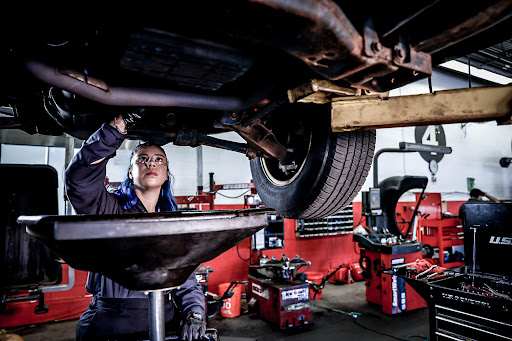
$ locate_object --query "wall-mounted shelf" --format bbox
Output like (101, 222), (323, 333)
(296, 204), (354, 238)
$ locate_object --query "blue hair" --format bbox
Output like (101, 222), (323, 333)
(113, 143), (178, 212)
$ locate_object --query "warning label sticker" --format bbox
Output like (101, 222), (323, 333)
(281, 288), (309, 301)
(251, 282), (269, 300)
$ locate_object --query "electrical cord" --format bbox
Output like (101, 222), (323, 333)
(314, 304), (361, 318)
(236, 242), (252, 261)
(314, 304), (428, 341)
(353, 241), (360, 255)
(216, 190), (251, 199)
(352, 317), (428, 341)
(356, 215), (366, 226)
(362, 225), (376, 234)
(295, 263), (310, 278)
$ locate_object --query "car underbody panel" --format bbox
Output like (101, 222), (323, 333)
(1, 1), (512, 143)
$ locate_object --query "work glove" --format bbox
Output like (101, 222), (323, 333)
(181, 313), (206, 341)
(121, 110), (144, 131)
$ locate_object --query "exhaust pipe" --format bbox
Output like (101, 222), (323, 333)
(25, 59), (256, 112)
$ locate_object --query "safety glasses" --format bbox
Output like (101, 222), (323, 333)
(134, 154), (167, 166)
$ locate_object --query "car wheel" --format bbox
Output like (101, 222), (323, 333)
(249, 104), (376, 219)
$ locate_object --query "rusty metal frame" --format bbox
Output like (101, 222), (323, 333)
(413, 0), (512, 54)
(287, 79), (360, 104)
(224, 120), (291, 164)
(252, 0), (432, 91)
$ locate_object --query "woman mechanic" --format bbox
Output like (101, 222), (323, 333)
(65, 115), (206, 341)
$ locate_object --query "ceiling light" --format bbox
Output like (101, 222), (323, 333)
(439, 60), (512, 85)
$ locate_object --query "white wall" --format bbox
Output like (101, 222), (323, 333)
(362, 121), (512, 203)
(358, 70), (512, 203)
(1, 69), (511, 215)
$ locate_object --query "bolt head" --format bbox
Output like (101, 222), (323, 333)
(371, 41), (382, 53)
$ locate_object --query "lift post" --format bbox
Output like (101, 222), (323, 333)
(330, 85), (512, 131)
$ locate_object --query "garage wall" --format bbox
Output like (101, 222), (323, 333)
(203, 217), (361, 296)
(365, 122), (512, 203)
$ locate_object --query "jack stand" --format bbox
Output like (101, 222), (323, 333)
(346, 269), (354, 284)
(34, 292), (49, 314)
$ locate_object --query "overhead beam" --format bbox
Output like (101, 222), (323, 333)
(331, 85), (512, 131)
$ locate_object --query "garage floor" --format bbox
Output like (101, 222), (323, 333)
(8, 281), (430, 341)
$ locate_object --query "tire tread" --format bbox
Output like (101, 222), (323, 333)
(297, 130), (375, 219)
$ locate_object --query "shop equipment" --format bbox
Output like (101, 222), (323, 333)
(194, 265), (248, 319)
(366, 142), (451, 237)
(500, 157), (511, 168)
(394, 202), (512, 340)
(0, 165), (91, 327)
(252, 213), (285, 251)
(18, 208), (271, 341)
(356, 175), (430, 314)
(308, 264), (345, 300)
(296, 204), (354, 238)
(355, 142), (453, 315)
(248, 254), (312, 329)
(415, 193), (464, 268)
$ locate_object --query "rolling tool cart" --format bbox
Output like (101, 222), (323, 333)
(415, 192), (465, 268)
(419, 217), (465, 268)
(393, 202), (512, 340)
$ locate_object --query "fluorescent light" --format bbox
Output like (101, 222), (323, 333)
(439, 60), (512, 85)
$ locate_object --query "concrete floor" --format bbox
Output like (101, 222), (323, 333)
(5, 281), (430, 341)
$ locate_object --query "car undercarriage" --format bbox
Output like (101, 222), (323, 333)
(1, 0), (511, 218)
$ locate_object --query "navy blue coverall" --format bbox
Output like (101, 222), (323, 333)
(65, 123), (205, 340)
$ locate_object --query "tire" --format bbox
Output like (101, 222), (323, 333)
(249, 104), (376, 219)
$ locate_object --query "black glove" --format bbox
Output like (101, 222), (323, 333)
(181, 313), (206, 341)
(121, 110), (144, 130)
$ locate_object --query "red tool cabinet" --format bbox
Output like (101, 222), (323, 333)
(418, 218), (464, 268)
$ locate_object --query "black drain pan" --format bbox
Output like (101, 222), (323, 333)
(18, 208), (271, 291)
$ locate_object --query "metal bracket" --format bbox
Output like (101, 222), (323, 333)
(287, 79), (360, 104)
(223, 120), (291, 165)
